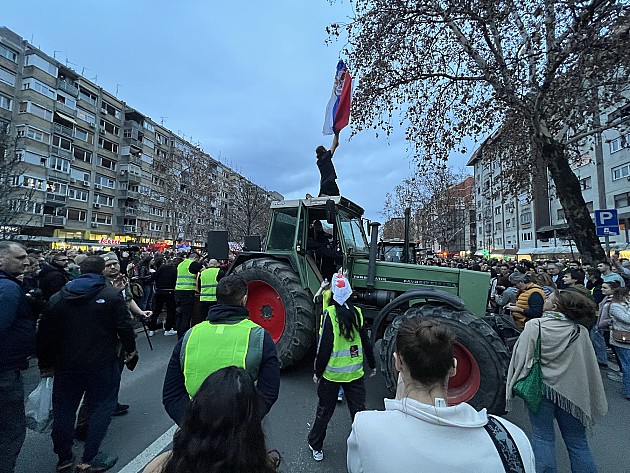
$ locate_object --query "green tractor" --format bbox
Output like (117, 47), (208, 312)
(228, 195), (510, 413)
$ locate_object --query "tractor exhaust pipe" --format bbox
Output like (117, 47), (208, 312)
(367, 222), (381, 290)
(404, 207), (411, 264)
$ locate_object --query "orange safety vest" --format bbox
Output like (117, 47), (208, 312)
(513, 284), (546, 328)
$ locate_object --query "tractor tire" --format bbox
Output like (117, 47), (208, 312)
(232, 258), (316, 369)
(380, 305), (510, 414)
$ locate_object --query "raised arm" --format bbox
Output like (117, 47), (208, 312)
(330, 132), (340, 155)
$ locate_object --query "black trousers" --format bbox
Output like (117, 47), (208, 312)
(307, 377), (366, 451)
(151, 290), (176, 331)
(174, 290), (196, 339)
(0, 370), (25, 473)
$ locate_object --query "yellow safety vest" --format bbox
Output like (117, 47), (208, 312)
(514, 284), (545, 327)
(175, 259), (196, 291)
(322, 305), (364, 383)
(199, 268), (220, 302)
(182, 318), (264, 397)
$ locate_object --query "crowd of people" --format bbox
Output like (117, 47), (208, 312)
(2, 238), (630, 472)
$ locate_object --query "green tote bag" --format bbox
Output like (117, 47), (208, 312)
(513, 322), (543, 413)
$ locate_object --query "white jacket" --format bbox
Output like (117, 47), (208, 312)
(347, 398), (535, 473)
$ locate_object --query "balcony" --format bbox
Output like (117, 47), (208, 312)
(44, 215), (67, 226)
(55, 102), (77, 117)
(119, 190), (140, 200)
(123, 207), (137, 216)
(51, 146), (73, 160)
(47, 169), (71, 182)
(53, 122), (74, 137)
(57, 78), (79, 97)
(46, 193), (67, 206)
(123, 225), (137, 233)
(121, 154), (142, 166)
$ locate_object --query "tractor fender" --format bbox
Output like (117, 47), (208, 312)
(227, 252), (299, 276)
(370, 288), (465, 345)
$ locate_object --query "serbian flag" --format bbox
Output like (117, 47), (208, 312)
(322, 60), (352, 135)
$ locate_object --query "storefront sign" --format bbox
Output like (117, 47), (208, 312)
(99, 237), (121, 245)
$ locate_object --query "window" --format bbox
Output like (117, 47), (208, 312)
(143, 121), (155, 132)
(522, 232), (533, 241)
(94, 174), (116, 189)
(0, 44), (17, 62)
(150, 207), (164, 217)
(73, 147), (92, 163)
(495, 222), (502, 231)
(49, 156), (70, 173)
(18, 101), (53, 121)
(610, 137), (623, 154)
(0, 67), (16, 86)
(68, 187), (88, 202)
(67, 208), (87, 222)
(74, 127), (93, 144)
(520, 212), (532, 224)
(76, 107), (96, 125)
(17, 125), (49, 143)
(0, 93), (12, 111)
(101, 101), (121, 119)
(22, 78), (56, 99)
(505, 219), (511, 228)
(142, 137), (154, 149)
(52, 134), (72, 151)
(614, 192), (630, 209)
(18, 175), (46, 190)
(9, 200), (43, 215)
(496, 237), (502, 246)
(155, 132), (168, 145)
(612, 163), (630, 181)
(46, 180), (67, 195)
(93, 194), (114, 206)
(494, 206), (501, 215)
(579, 176), (592, 190)
(24, 54), (57, 76)
(16, 149), (46, 166)
(56, 92), (76, 110)
(70, 168), (91, 182)
(141, 153), (152, 165)
(91, 212), (112, 225)
(97, 155), (116, 171)
(149, 222), (162, 232)
(100, 119), (119, 136)
(98, 137), (118, 153)
(78, 87), (97, 106)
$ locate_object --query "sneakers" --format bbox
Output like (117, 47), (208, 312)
(164, 329), (177, 336)
(607, 372), (623, 382)
(308, 444), (323, 461)
(112, 403), (129, 416)
(337, 387), (344, 403)
(148, 330), (155, 337)
(76, 451), (117, 472)
(56, 456), (74, 471)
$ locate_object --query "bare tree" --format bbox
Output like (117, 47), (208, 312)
(334, 0), (630, 262)
(224, 178), (272, 242)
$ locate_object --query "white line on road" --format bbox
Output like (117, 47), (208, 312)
(116, 424), (177, 473)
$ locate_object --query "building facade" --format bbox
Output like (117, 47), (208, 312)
(0, 27), (278, 250)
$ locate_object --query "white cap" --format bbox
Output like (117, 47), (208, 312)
(331, 272), (352, 306)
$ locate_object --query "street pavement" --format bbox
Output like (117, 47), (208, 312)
(15, 328), (630, 473)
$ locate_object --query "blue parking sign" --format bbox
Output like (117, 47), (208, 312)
(595, 209), (619, 236)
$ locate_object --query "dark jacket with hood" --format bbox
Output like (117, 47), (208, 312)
(37, 273), (136, 372)
(162, 303), (280, 425)
(38, 262), (71, 301)
(0, 271), (36, 372)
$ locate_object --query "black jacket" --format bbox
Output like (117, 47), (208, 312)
(37, 274), (136, 372)
(38, 262), (70, 301)
(0, 271), (36, 372)
(153, 263), (177, 290)
(162, 304), (280, 425)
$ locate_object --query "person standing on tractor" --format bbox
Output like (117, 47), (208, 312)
(307, 272), (376, 462)
(315, 132), (340, 197)
(174, 252), (203, 339)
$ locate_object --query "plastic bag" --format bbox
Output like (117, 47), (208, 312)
(25, 377), (54, 433)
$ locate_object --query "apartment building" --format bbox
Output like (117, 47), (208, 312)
(0, 27), (277, 250)
(468, 102), (630, 260)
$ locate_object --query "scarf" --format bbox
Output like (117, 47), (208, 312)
(506, 312), (608, 428)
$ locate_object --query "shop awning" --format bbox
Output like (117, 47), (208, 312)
(536, 223), (570, 233)
(55, 111), (77, 124)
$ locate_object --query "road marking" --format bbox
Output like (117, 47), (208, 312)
(117, 424), (177, 473)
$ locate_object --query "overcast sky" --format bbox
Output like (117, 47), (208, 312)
(2, 0), (470, 222)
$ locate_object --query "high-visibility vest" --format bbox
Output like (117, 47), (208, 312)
(319, 289), (333, 336)
(182, 318), (264, 397)
(175, 259), (196, 291)
(199, 268), (220, 302)
(322, 305), (364, 383)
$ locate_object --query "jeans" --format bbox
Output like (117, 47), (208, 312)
(174, 290), (195, 339)
(307, 377), (365, 451)
(615, 345), (630, 398)
(528, 397), (597, 473)
(150, 290), (176, 331)
(139, 283), (154, 311)
(0, 370), (26, 473)
(51, 364), (120, 463)
(589, 327), (608, 365)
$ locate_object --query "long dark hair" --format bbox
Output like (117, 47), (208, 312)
(554, 290), (597, 329)
(162, 366), (275, 473)
(331, 300), (362, 341)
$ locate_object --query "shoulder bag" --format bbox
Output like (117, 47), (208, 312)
(612, 329), (630, 344)
(512, 321), (543, 413)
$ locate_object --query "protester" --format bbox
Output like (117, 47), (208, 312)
(505, 271), (545, 328)
(0, 242), (35, 473)
(150, 257), (178, 336)
(347, 317), (534, 472)
(38, 252), (71, 301)
(37, 256), (136, 473)
(315, 131), (341, 197)
(174, 252), (203, 339)
(609, 287), (630, 399)
(307, 272), (376, 462)
(163, 274), (280, 426)
(197, 258), (224, 317)
(507, 290), (607, 472)
(144, 367), (279, 473)
(136, 254), (155, 311)
(597, 261), (625, 287)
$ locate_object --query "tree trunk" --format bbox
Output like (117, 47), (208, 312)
(544, 141), (606, 264)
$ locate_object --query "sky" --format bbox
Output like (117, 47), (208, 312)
(1, 0), (470, 222)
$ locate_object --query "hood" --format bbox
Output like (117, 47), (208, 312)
(207, 303), (249, 323)
(39, 263), (66, 276)
(384, 398), (488, 428)
(61, 274), (108, 300)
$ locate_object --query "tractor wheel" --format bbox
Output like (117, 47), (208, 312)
(380, 305), (510, 414)
(232, 258), (315, 369)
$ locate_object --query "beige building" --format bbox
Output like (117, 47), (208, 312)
(0, 27), (278, 250)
